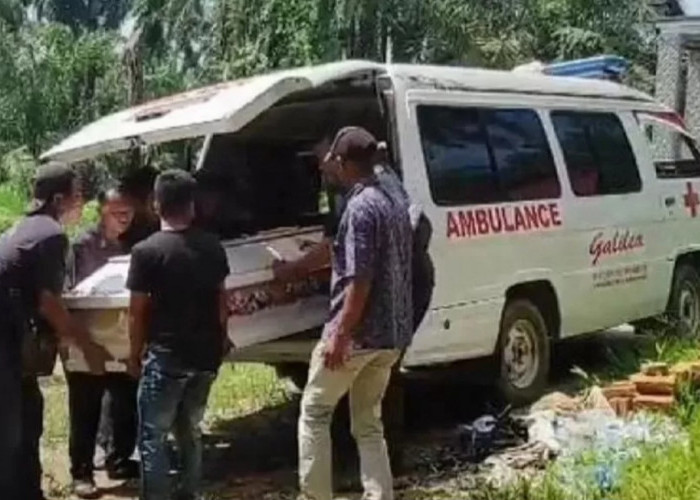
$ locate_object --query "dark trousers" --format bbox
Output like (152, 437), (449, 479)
(67, 372), (137, 480)
(0, 319), (44, 500)
(0, 344), (22, 500)
(21, 377), (44, 500)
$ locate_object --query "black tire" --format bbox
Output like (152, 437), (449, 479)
(496, 299), (551, 407)
(667, 263), (700, 339)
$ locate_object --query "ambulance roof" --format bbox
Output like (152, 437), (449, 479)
(42, 60), (657, 163)
(390, 63), (653, 102)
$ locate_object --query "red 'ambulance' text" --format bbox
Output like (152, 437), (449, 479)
(446, 202), (562, 239)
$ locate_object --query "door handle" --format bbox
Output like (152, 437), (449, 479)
(665, 196), (676, 207)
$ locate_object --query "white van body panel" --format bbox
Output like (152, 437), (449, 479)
(392, 75), (673, 367)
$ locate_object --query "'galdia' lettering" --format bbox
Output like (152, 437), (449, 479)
(589, 230), (644, 265)
(447, 203), (562, 239)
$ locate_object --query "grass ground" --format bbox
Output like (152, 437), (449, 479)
(40, 363), (289, 499)
(35, 333), (700, 500)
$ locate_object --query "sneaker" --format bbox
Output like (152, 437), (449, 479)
(72, 478), (100, 499)
(106, 459), (139, 480)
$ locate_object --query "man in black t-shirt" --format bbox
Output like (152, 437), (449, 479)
(126, 170), (229, 500)
(0, 163), (109, 500)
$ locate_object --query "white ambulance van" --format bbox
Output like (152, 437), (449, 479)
(44, 61), (700, 405)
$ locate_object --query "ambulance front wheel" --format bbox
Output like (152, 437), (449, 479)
(496, 299), (551, 407)
(668, 262), (700, 339)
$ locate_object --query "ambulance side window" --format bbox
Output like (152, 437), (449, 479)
(551, 111), (641, 196)
(417, 105), (560, 206)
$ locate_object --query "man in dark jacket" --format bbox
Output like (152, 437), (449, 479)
(0, 163), (109, 500)
(66, 186), (138, 498)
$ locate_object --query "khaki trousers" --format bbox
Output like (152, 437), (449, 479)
(298, 340), (400, 500)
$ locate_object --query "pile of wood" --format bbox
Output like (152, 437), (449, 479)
(602, 361), (700, 417)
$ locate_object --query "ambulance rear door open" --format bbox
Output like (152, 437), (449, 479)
(41, 61), (385, 163)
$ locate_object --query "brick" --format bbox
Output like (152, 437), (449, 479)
(633, 394), (675, 413)
(602, 381), (637, 400)
(608, 397), (633, 418)
(641, 362), (670, 376)
(630, 374), (676, 396)
(670, 362), (700, 385)
(670, 362), (692, 384)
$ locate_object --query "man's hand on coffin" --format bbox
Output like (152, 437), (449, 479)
(272, 240), (332, 282)
(81, 341), (111, 375)
(323, 331), (352, 370)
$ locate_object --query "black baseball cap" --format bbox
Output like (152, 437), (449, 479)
(328, 126), (378, 164)
(33, 162), (76, 200)
(27, 162), (78, 214)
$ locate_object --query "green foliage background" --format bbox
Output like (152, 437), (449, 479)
(0, 0), (659, 219)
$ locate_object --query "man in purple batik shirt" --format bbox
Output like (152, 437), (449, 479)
(297, 127), (412, 500)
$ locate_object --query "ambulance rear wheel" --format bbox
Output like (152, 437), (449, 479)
(668, 263), (700, 339)
(497, 299), (550, 407)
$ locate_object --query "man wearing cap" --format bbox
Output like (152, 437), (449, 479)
(275, 131), (435, 483)
(295, 127), (413, 500)
(0, 163), (110, 500)
(275, 136), (434, 338)
(66, 186), (138, 498)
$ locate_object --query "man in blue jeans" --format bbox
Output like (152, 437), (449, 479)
(126, 169), (230, 500)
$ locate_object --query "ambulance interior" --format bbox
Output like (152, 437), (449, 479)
(192, 74), (393, 240)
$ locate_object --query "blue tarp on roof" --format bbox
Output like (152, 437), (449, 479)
(542, 55), (629, 80)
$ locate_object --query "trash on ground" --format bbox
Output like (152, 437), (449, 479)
(457, 406), (528, 463)
(437, 384), (686, 493)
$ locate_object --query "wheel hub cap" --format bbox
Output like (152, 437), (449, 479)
(503, 319), (539, 389)
(679, 283), (699, 336)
